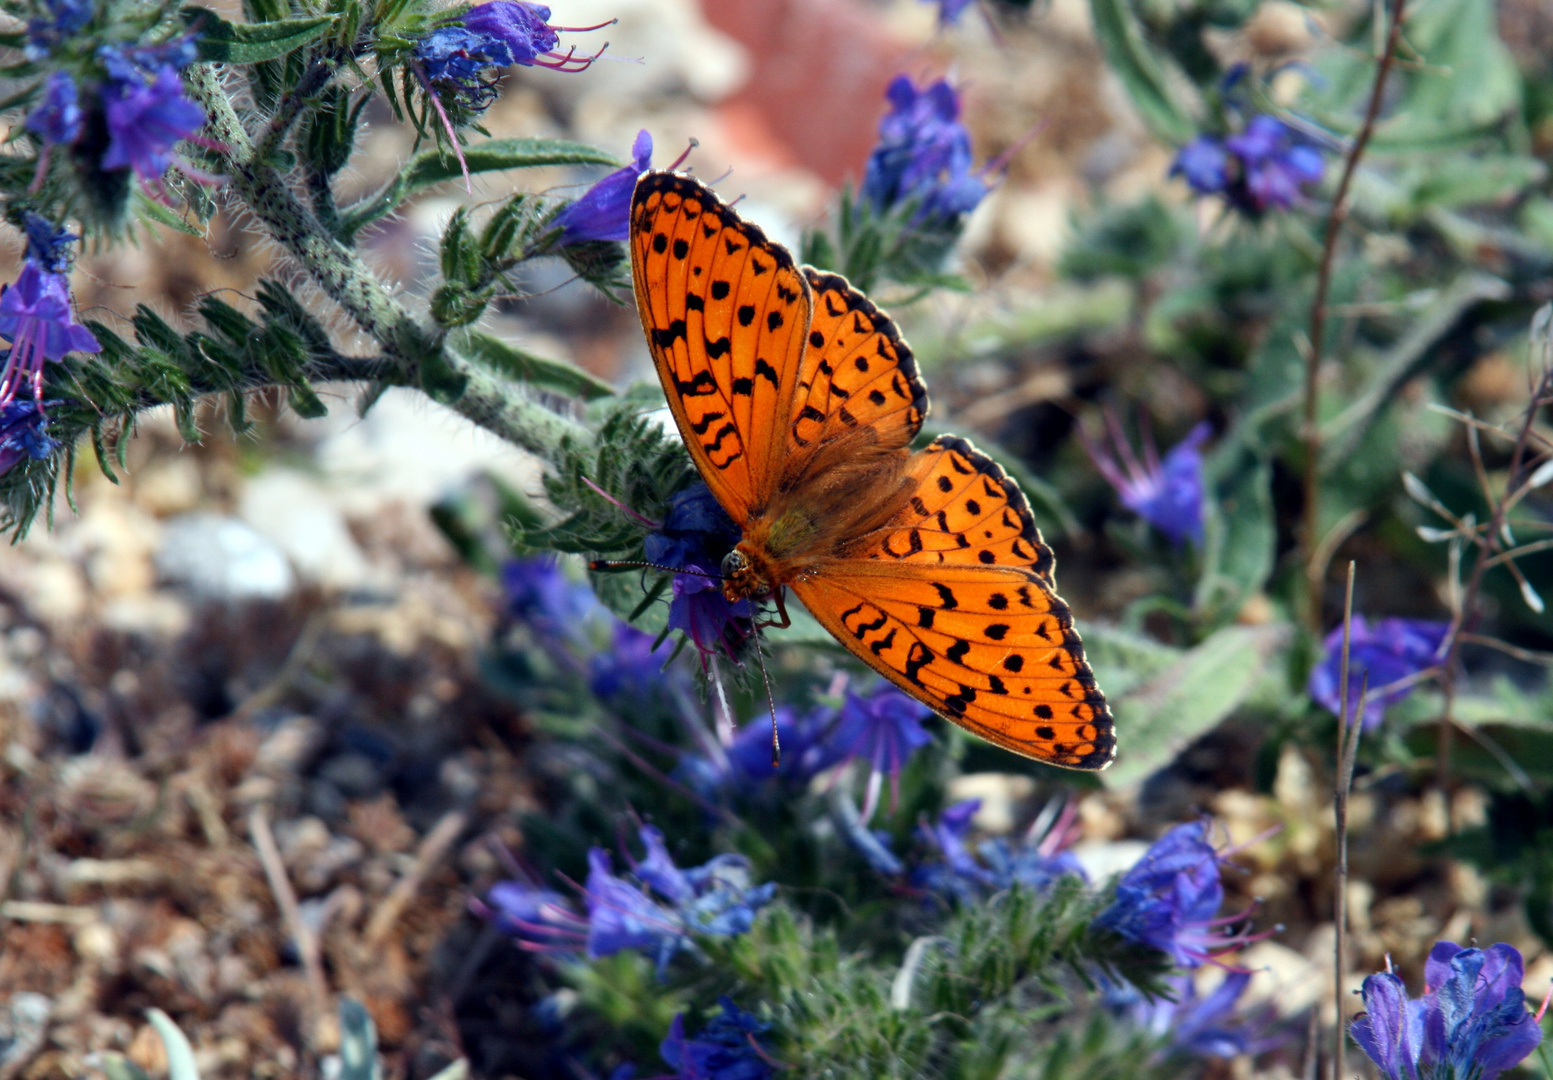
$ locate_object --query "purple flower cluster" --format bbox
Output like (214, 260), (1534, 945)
(1095, 820), (1265, 968)
(0, 401), (59, 477)
(659, 997), (772, 1080)
(553, 130), (653, 245)
(645, 482), (755, 666)
(481, 824), (776, 975)
(1308, 616), (1450, 729)
(23, 25), (207, 198)
(1107, 971), (1278, 1061)
(416, 1), (610, 109)
(683, 684), (932, 804)
(912, 798), (1086, 904)
(1352, 942), (1543, 1080)
(1172, 115), (1324, 216)
(1082, 417), (1209, 545)
(0, 216), (100, 425)
(861, 76), (989, 226)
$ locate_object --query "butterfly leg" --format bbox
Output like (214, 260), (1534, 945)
(756, 588), (792, 630)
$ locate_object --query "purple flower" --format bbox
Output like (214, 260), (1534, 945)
(1308, 616), (1449, 729)
(554, 130), (653, 245)
(586, 826), (775, 973)
(912, 798), (1086, 904)
(481, 878), (590, 951)
(502, 555), (600, 637)
(831, 686), (932, 776)
(924, 0), (978, 25)
(1111, 971), (1280, 1061)
(25, 0), (92, 58)
(0, 260), (101, 409)
(416, 0), (609, 102)
(100, 66), (207, 188)
(26, 72), (82, 148)
(1352, 942), (1543, 1080)
(1172, 115), (1324, 215)
(589, 622), (673, 699)
(1095, 820), (1263, 968)
(22, 215), (77, 275)
(659, 998), (772, 1080)
(645, 483), (754, 665)
(678, 704), (848, 798)
(0, 400), (59, 476)
(861, 75), (988, 226)
(1083, 418), (1208, 545)
(1170, 136), (1228, 193)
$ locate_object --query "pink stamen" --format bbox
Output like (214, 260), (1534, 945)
(667, 139), (699, 172)
(413, 62), (472, 194)
(534, 40), (610, 72)
(1536, 981), (1551, 1022)
(581, 475), (661, 529)
(547, 17), (617, 31)
(28, 148), (49, 195)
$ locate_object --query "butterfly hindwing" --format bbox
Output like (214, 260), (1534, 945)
(792, 563), (1115, 768)
(631, 172), (812, 521)
(848, 436), (1055, 579)
(788, 269), (929, 457)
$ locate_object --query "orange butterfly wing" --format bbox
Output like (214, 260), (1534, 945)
(793, 437), (1115, 769)
(631, 172), (1115, 771)
(630, 172), (812, 523)
(788, 268), (929, 456)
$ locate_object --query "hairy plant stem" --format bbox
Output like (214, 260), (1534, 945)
(1300, 0), (1409, 634)
(183, 62), (589, 463)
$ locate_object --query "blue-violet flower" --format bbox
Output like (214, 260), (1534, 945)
(100, 66), (208, 190)
(1171, 115), (1324, 215)
(1094, 820), (1264, 968)
(1082, 417), (1208, 545)
(1308, 616), (1449, 729)
(659, 997), (772, 1080)
(1352, 941), (1543, 1080)
(913, 797), (1086, 904)
(26, 71), (82, 149)
(0, 256), (100, 408)
(554, 129), (653, 245)
(0, 400), (59, 476)
(862, 75), (988, 226)
(644, 482), (754, 665)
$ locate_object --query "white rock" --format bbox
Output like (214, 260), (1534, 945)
(156, 513), (296, 601)
(239, 468), (371, 591)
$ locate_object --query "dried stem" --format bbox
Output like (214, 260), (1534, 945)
(1333, 561), (1368, 1080)
(1301, 0), (1410, 633)
(250, 807), (330, 1026)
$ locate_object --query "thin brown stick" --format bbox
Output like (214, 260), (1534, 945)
(1333, 562), (1365, 1080)
(250, 808), (330, 1023)
(1301, 0), (1410, 633)
(364, 810), (468, 947)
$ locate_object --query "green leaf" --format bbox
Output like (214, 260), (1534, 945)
(1104, 624), (1289, 787)
(340, 138), (620, 241)
(98, 1057), (153, 1080)
(1080, 624), (1183, 700)
(1394, 155), (1547, 215)
(181, 7), (335, 65)
(449, 327), (614, 401)
(134, 189), (203, 237)
(338, 998), (382, 1080)
(1195, 452), (1275, 624)
(146, 1009), (202, 1080)
(1087, 0), (1194, 143)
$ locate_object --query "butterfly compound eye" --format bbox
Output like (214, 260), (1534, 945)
(720, 550), (747, 578)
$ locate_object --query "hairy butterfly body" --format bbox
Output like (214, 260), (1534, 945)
(630, 171), (1115, 770)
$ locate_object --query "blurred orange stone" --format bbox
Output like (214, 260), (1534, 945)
(696, 0), (915, 185)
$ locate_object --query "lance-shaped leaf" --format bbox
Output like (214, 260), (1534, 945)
(448, 328), (613, 401)
(340, 138), (620, 241)
(181, 7), (336, 64)
(1087, 0), (1194, 143)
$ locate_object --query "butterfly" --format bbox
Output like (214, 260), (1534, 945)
(628, 171), (1115, 770)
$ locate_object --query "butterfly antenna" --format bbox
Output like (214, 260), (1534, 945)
(588, 559), (722, 580)
(753, 634), (782, 768)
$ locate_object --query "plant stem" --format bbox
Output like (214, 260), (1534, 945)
(1301, 0), (1409, 634)
(1332, 561), (1362, 1080)
(183, 62), (590, 463)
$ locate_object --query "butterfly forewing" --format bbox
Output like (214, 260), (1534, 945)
(631, 172), (811, 521)
(788, 269), (929, 457)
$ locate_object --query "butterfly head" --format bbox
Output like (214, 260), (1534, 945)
(721, 543), (774, 603)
